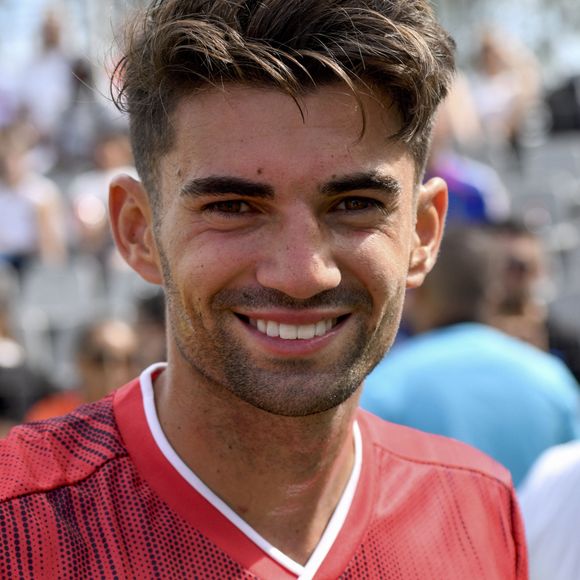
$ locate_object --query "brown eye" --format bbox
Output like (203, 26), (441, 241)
(335, 197), (380, 211)
(205, 200), (250, 214)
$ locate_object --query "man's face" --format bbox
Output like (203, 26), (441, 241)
(500, 233), (546, 310)
(148, 85), (435, 416)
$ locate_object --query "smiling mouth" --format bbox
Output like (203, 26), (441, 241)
(235, 315), (349, 340)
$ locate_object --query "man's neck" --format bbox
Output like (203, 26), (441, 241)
(154, 364), (360, 565)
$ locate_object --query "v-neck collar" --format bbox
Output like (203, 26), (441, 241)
(115, 363), (374, 579)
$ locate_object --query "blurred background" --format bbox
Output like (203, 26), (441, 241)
(0, 0), (580, 430)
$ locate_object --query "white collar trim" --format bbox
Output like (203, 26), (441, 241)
(139, 363), (363, 579)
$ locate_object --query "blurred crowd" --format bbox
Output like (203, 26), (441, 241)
(1, 7), (580, 575)
(0, 10), (165, 434)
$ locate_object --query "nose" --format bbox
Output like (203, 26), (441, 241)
(255, 211), (341, 300)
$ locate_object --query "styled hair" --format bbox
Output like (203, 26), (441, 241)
(113, 0), (455, 205)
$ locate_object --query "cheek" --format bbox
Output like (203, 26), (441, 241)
(165, 231), (255, 312)
(345, 234), (411, 297)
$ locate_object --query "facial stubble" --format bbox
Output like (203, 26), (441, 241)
(158, 245), (405, 417)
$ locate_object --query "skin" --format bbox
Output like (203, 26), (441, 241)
(110, 84), (447, 564)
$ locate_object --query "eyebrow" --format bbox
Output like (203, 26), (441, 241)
(320, 172), (402, 197)
(180, 176), (275, 199)
(180, 171), (401, 199)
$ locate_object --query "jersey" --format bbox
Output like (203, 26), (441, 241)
(0, 367), (527, 579)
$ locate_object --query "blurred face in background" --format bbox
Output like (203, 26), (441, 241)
(78, 320), (139, 401)
(498, 233), (546, 313)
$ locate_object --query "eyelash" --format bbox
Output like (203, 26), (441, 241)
(202, 199), (252, 215)
(200, 195), (390, 218)
(333, 197), (386, 212)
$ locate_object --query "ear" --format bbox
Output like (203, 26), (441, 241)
(406, 177), (447, 289)
(109, 174), (163, 285)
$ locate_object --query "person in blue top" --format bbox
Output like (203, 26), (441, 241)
(361, 226), (580, 488)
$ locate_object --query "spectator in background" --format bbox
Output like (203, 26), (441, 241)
(68, 127), (136, 268)
(25, 318), (138, 421)
(470, 29), (541, 166)
(518, 440), (580, 580)
(16, 10), (74, 170)
(361, 226), (580, 487)
(426, 74), (511, 224)
(0, 123), (67, 275)
(0, 265), (53, 432)
(56, 58), (128, 170)
(134, 290), (166, 368)
(0, 72), (19, 130)
(488, 220), (580, 384)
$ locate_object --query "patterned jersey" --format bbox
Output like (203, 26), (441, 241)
(0, 375), (527, 579)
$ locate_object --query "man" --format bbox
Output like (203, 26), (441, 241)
(24, 318), (139, 421)
(487, 219), (580, 382)
(0, 1), (527, 578)
(361, 227), (579, 487)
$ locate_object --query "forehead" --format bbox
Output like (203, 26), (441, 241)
(504, 234), (543, 259)
(159, 84), (414, 192)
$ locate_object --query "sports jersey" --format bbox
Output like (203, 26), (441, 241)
(0, 364), (527, 579)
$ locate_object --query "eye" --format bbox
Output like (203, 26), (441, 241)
(203, 199), (252, 214)
(333, 197), (383, 212)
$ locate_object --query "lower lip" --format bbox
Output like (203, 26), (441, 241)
(235, 317), (348, 357)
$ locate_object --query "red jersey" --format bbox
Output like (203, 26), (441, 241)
(0, 369), (527, 579)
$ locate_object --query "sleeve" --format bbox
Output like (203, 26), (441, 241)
(510, 489), (529, 580)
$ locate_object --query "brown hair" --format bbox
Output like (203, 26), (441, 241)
(421, 226), (500, 326)
(113, 0), (455, 206)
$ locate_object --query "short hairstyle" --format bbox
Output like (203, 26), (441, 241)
(114, 0), (455, 207)
(486, 219), (537, 240)
(424, 226), (499, 325)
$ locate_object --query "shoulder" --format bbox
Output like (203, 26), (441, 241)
(362, 325), (497, 397)
(373, 324), (498, 366)
(366, 328), (451, 377)
(520, 440), (580, 499)
(0, 396), (126, 502)
(372, 324), (578, 386)
(519, 441), (580, 575)
(357, 408), (512, 488)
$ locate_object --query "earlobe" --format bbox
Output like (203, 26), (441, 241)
(406, 177), (447, 289)
(109, 174), (163, 285)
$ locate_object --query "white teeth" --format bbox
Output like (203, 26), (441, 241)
(251, 318), (338, 340)
(298, 324), (316, 340)
(266, 321), (279, 337)
(279, 324), (298, 339)
(315, 320), (327, 337)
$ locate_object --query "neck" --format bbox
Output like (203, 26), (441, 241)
(154, 362), (359, 565)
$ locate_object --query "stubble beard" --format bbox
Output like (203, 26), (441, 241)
(159, 249), (404, 417)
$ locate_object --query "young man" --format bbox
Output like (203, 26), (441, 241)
(0, 1), (527, 577)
